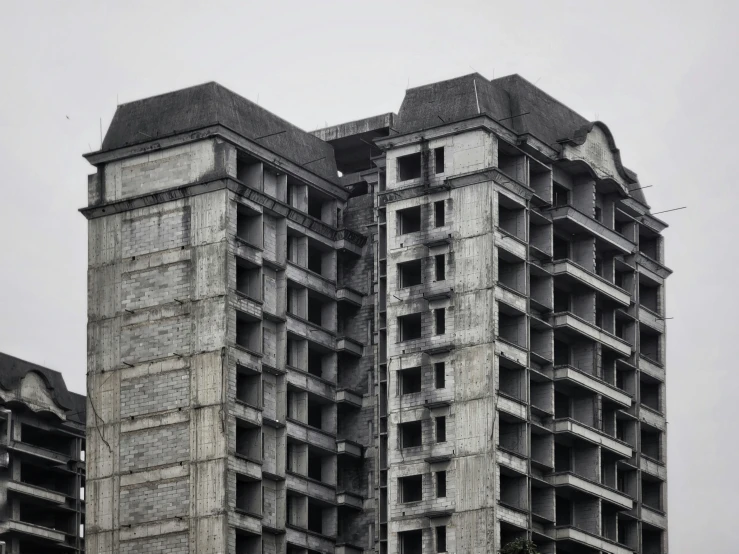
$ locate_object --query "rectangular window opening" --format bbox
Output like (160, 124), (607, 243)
(399, 259), (423, 288)
(434, 362), (445, 389)
(398, 206), (422, 235)
(399, 313), (423, 342)
(398, 153), (423, 182)
(399, 474), (423, 503)
(400, 366), (422, 395)
(434, 200), (445, 227)
(435, 254), (445, 281)
(436, 471), (447, 498)
(435, 308), (446, 335)
(434, 148), (445, 174)
(400, 421), (423, 448)
(436, 416), (446, 443)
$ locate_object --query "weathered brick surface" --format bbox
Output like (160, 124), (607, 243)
(120, 369), (189, 417)
(122, 208), (190, 258)
(119, 478), (189, 524)
(120, 315), (190, 363)
(119, 532), (189, 554)
(120, 423), (190, 471)
(122, 262), (191, 311)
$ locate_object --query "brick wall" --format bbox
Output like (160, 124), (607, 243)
(120, 423), (190, 471)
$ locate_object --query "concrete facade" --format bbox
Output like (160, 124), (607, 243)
(83, 74), (669, 553)
(0, 352), (86, 553)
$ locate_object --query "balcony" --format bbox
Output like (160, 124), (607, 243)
(286, 472), (336, 505)
(641, 505), (668, 529)
(550, 206), (635, 254)
(6, 480), (67, 505)
(336, 389), (362, 408)
(547, 260), (630, 306)
(555, 526), (634, 554)
(553, 366), (631, 408)
(548, 472), (633, 510)
(286, 525), (336, 553)
(336, 336), (363, 357)
(551, 312), (632, 357)
(336, 490), (363, 510)
(336, 439), (362, 458)
(0, 519), (66, 543)
(336, 287), (363, 307)
(553, 418), (632, 458)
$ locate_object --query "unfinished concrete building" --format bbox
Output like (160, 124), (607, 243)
(0, 352), (86, 553)
(82, 73), (669, 554)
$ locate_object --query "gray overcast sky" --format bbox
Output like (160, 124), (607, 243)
(1, 0), (736, 551)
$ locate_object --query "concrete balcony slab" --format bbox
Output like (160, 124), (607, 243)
(550, 206), (635, 254)
(337, 490), (364, 510)
(496, 340), (528, 367)
(497, 395), (528, 421)
(6, 480), (66, 504)
(287, 369), (336, 402)
(552, 312), (632, 357)
(495, 230), (527, 260)
(336, 336), (363, 357)
(554, 419), (632, 458)
(232, 401), (263, 427)
(547, 260), (630, 306)
(639, 457), (667, 480)
(9, 442), (69, 465)
(286, 526), (336, 553)
(548, 472), (633, 509)
(286, 420), (336, 452)
(495, 286), (527, 313)
(638, 355), (665, 382)
(555, 526), (634, 554)
(0, 519), (66, 542)
(554, 366), (631, 407)
(496, 448), (528, 475)
(336, 389), (363, 408)
(336, 440), (362, 458)
(638, 307), (665, 333)
(228, 510), (263, 535)
(286, 472), (336, 504)
(497, 503), (529, 529)
(336, 287), (363, 307)
(641, 506), (667, 529)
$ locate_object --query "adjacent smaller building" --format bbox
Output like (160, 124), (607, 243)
(0, 352), (86, 553)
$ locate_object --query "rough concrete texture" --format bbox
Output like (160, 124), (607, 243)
(83, 73), (669, 554)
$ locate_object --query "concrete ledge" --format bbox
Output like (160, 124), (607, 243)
(496, 448), (528, 475)
(286, 472), (336, 504)
(551, 312), (632, 357)
(6, 480), (66, 504)
(337, 490), (364, 510)
(495, 230), (527, 260)
(496, 503), (529, 529)
(638, 355), (665, 381)
(497, 395), (527, 421)
(641, 506), (667, 529)
(550, 206), (635, 254)
(119, 518), (188, 541)
(555, 526), (634, 554)
(336, 440), (362, 458)
(0, 519), (66, 542)
(554, 366), (631, 407)
(547, 260), (631, 306)
(548, 472), (633, 509)
(639, 456), (666, 480)
(553, 419), (632, 458)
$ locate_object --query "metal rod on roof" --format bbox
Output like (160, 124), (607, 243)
(650, 206), (687, 215)
(473, 79), (481, 114)
(300, 156), (326, 167)
(253, 130), (286, 140)
(497, 112), (530, 122)
(437, 115), (446, 123)
(628, 185), (653, 191)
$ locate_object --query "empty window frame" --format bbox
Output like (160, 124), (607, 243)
(434, 362), (445, 389)
(436, 471), (447, 498)
(399, 474), (423, 503)
(400, 366), (422, 395)
(553, 184), (570, 207)
(400, 420), (423, 448)
(434, 148), (445, 174)
(399, 313), (423, 342)
(434, 200), (445, 227)
(435, 308), (446, 335)
(436, 525), (447, 552)
(236, 366), (261, 407)
(435, 254), (445, 281)
(236, 312), (261, 352)
(436, 416), (446, 443)
(398, 153), (422, 182)
(398, 206), (422, 234)
(236, 258), (261, 300)
(398, 259), (423, 288)
(399, 529), (423, 554)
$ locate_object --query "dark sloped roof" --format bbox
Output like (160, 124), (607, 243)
(102, 82), (339, 183)
(0, 351), (85, 423)
(396, 73), (589, 151)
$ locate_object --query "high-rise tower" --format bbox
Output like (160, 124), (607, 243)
(83, 74), (669, 554)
